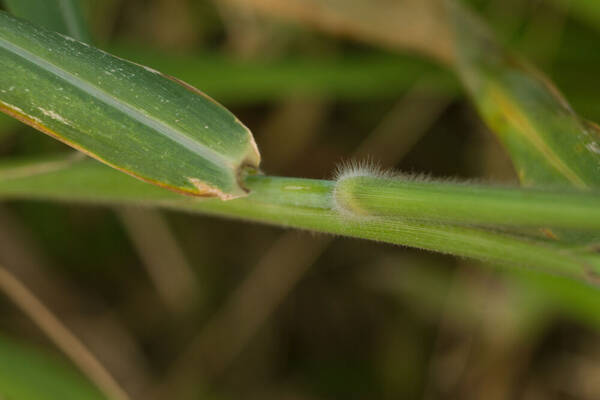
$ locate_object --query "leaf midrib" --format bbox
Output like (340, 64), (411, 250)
(0, 34), (232, 170)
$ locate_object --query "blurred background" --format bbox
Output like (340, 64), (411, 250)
(1, 0), (600, 399)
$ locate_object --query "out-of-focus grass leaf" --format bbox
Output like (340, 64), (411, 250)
(365, 261), (600, 331)
(113, 38), (600, 113)
(110, 44), (459, 105)
(2, 0), (92, 43)
(0, 12), (260, 199)
(229, 0), (600, 188)
(550, 0), (600, 32)
(447, 2), (600, 188)
(222, 0), (454, 63)
(0, 334), (105, 400)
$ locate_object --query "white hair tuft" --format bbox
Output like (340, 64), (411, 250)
(333, 158), (395, 182)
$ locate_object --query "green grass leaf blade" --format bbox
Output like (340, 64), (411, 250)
(447, 2), (600, 188)
(0, 11), (260, 198)
(0, 334), (105, 400)
(1, 156), (599, 283)
(2, 0), (92, 43)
